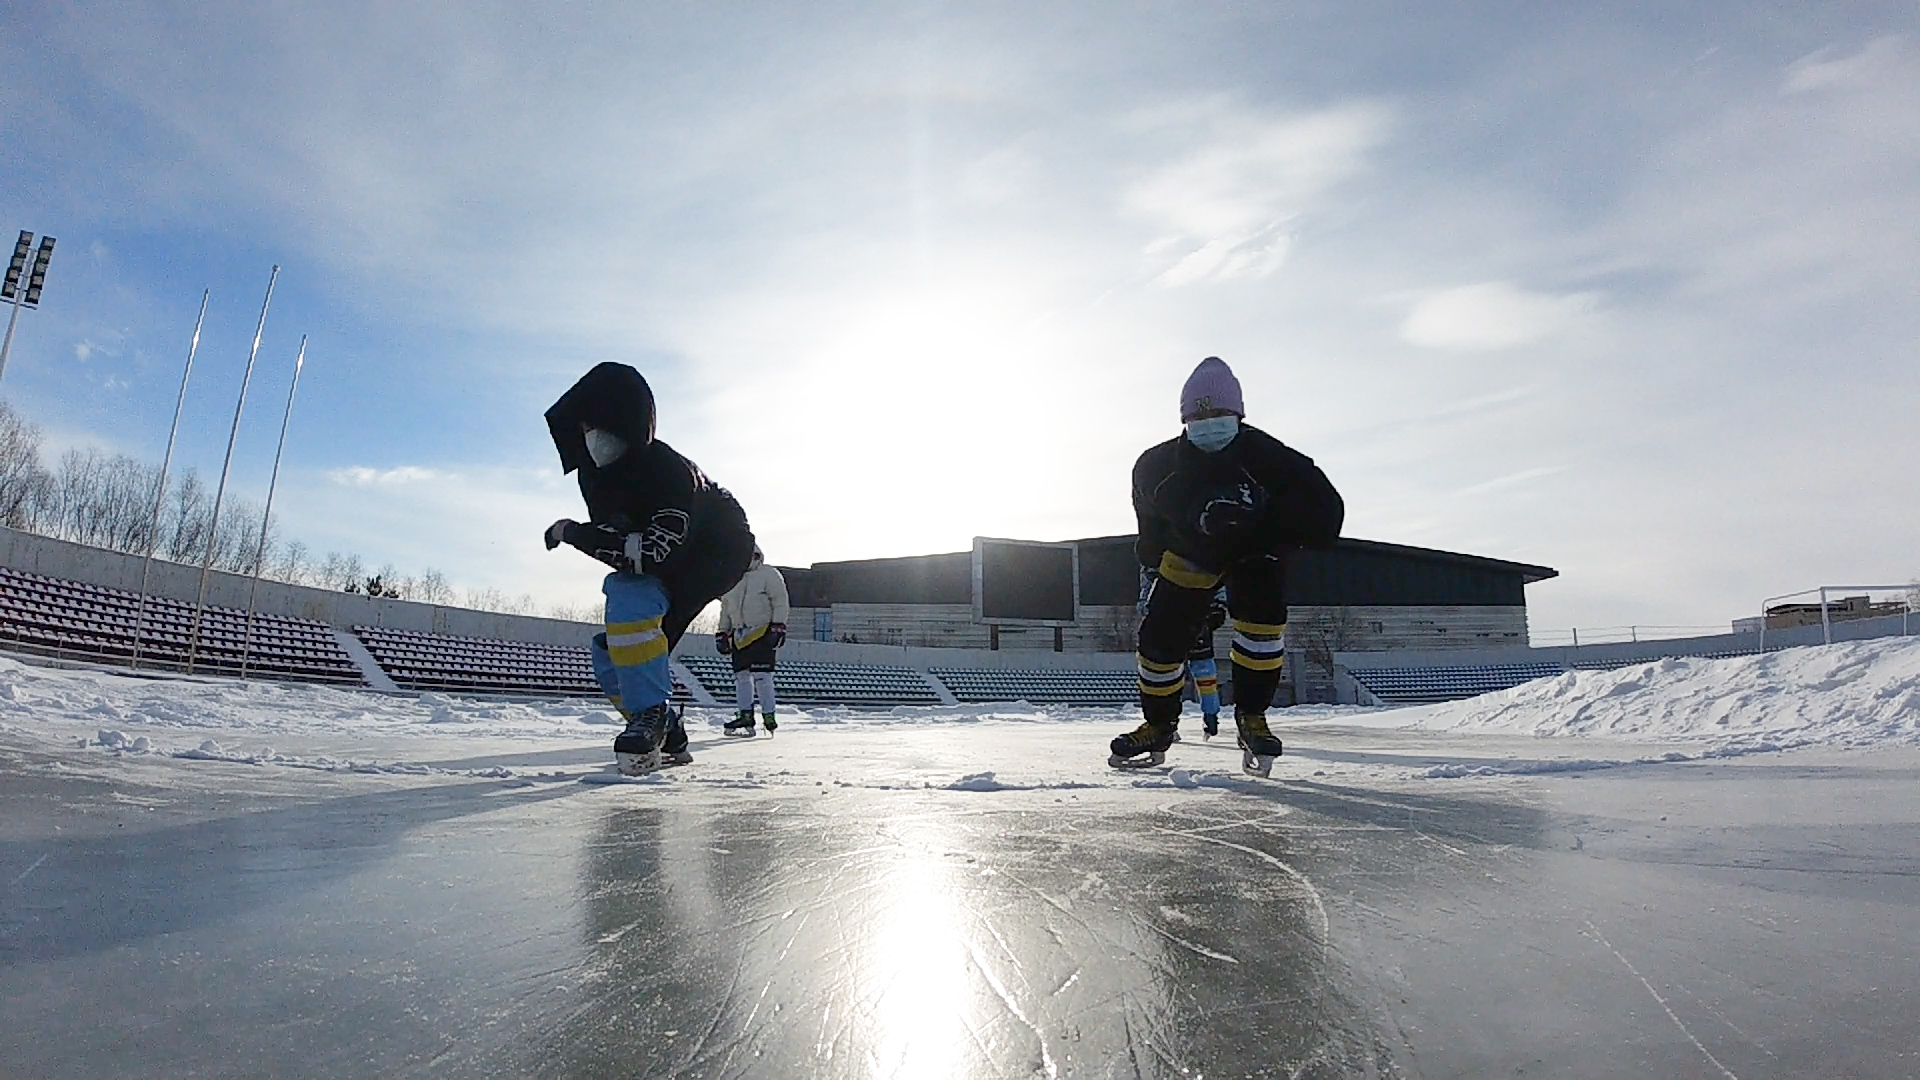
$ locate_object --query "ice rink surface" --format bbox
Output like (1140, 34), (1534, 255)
(3, 641), (1918, 1078)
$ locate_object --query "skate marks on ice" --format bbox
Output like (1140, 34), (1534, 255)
(514, 789), (1398, 1078)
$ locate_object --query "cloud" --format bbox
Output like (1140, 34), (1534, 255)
(1123, 100), (1391, 287)
(74, 341), (92, 362)
(1399, 282), (1597, 351)
(284, 463), (596, 606)
(329, 465), (440, 487)
(1784, 36), (1906, 94)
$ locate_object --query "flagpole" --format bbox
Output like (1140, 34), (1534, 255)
(241, 334), (306, 678)
(131, 290), (209, 669)
(188, 266), (277, 674)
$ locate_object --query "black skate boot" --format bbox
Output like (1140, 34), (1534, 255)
(761, 710), (776, 735)
(613, 703), (672, 775)
(1201, 711), (1220, 740)
(1234, 709), (1283, 779)
(660, 704), (693, 766)
(724, 710), (757, 738)
(1109, 717), (1181, 769)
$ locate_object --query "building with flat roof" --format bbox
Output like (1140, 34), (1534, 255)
(775, 534), (1555, 666)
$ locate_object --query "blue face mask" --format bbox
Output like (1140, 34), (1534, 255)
(1185, 415), (1240, 452)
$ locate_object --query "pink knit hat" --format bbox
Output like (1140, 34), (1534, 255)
(1180, 356), (1244, 421)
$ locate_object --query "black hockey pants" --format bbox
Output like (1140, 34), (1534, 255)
(1137, 552), (1288, 724)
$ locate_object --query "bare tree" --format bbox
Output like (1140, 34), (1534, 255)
(546, 599), (606, 624)
(413, 568), (455, 605)
(162, 468), (211, 561)
(318, 551), (364, 592)
(0, 400), (50, 529)
(271, 539), (311, 585)
(1297, 606), (1364, 682)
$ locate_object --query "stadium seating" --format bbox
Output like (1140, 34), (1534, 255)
(930, 667), (1135, 704)
(0, 565), (362, 683)
(1347, 662), (1567, 704)
(1568, 649), (1759, 671)
(677, 653), (941, 705)
(353, 626), (601, 695)
(350, 625), (702, 702)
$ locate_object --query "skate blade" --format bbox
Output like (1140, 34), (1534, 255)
(1108, 749), (1168, 769)
(1241, 751), (1274, 779)
(723, 729), (756, 738)
(661, 750), (694, 766)
(616, 750), (662, 776)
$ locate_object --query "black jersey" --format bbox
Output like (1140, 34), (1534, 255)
(1131, 423), (1343, 572)
(546, 362), (754, 607)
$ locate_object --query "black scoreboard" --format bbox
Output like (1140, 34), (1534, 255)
(971, 538), (1079, 625)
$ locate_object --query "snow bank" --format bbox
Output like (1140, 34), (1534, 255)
(1401, 637), (1920, 749)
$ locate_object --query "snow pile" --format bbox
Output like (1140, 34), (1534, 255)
(0, 655), (630, 740)
(1401, 637), (1920, 749)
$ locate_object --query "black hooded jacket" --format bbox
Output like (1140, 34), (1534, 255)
(1132, 423), (1343, 573)
(546, 363), (754, 616)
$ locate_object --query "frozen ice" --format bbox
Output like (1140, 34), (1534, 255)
(1, 638), (1917, 1076)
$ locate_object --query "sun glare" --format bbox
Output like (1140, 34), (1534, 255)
(859, 827), (972, 1077)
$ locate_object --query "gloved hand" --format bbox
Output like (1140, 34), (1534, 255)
(557, 521), (635, 572)
(544, 518), (576, 551)
(769, 623), (787, 648)
(1197, 478), (1267, 539)
(715, 631), (733, 655)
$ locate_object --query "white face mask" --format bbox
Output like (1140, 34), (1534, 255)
(584, 428), (628, 467)
(1185, 415), (1240, 452)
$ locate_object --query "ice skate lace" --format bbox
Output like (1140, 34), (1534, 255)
(1122, 719), (1173, 745)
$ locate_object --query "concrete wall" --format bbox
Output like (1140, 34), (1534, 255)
(0, 526), (602, 650)
(674, 628), (1136, 671)
(1335, 611), (1920, 674)
(815, 603), (1137, 652)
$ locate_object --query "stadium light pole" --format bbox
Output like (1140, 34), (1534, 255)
(188, 266), (278, 675)
(0, 230), (57, 385)
(240, 334), (306, 679)
(131, 290), (210, 670)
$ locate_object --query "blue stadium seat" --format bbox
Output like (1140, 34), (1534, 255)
(676, 653), (940, 705)
(1347, 663), (1567, 704)
(928, 668), (1135, 704)
(0, 565), (361, 683)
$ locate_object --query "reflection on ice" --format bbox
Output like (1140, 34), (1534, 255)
(861, 840), (970, 1076)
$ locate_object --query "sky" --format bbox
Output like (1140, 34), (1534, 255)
(0, 1), (1916, 637)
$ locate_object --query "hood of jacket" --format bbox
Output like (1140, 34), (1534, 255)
(545, 362), (657, 475)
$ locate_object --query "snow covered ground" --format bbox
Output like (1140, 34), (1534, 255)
(2, 635), (1915, 788)
(4, 638), (1917, 1078)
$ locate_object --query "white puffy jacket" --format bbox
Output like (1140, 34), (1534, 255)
(719, 553), (790, 647)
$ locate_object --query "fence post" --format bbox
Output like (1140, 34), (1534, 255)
(1819, 587), (1831, 646)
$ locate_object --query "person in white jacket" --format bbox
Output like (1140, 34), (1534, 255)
(715, 545), (789, 735)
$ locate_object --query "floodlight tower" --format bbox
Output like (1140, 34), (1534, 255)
(0, 230), (57, 384)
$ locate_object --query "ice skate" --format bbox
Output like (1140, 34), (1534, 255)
(659, 705), (693, 765)
(1234, 709), (1283, 779)
(613, 703), (672, 775)
(1109, 717), (1181, 769)
(1201, 711), (1220, 740)
(762, 710), (777, 735)
(724, 710), (757, 738)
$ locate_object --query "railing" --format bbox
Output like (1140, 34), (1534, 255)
(1757, 586), (1917, 650)
(1528, 624), (1729, 648)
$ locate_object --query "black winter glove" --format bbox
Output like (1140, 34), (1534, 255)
(769, 623), (787, 648)
(544, 519), (574, 550)
(1196, 478), (1268, 540)
(561, 521), (637, 573)
(715, 631), (733, 655)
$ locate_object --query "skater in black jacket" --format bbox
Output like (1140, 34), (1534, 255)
(1112, 356), (1344, 777)
(544, 362), (755, 775)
